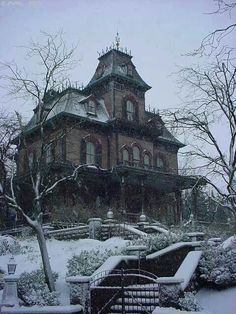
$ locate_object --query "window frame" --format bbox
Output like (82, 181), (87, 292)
(126, 100), (135, 121)
(87, 100), (96, 116)
(156, 156), (165, 171)
(143, 153), (151, 168)
(132, 145), (141, 166)
(86, 141), (96, 164)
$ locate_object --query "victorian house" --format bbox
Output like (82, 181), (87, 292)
(16, 39), (201, 225)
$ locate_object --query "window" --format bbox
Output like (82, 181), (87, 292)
(121, 64), (127, 74)
(87, 100), (96, 115)
(45, 144), (55, 164)
(122, 149), (129, 164)
(86, 142), (95, 164)
(126, 100), (135, 121)
(81, 137), (102, 166)
(133, 146), (141, 165)
(127, 64), (133, 76)
(144, 153), (151, 168)
(156, 156), (164, 170)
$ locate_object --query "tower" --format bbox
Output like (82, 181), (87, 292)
(84, 34), (151, 124)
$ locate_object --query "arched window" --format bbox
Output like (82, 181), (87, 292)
(122, 149), (129, 163)
(156, 156), (165, 170)
(133, 145), (141, 166)
(143, 153), (151, 168)
(86, 142), (95, 164)
(126, 100), (135, 121)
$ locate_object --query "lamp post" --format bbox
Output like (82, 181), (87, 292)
(7, 256), (17, 275)
(1, 256), (19, 307)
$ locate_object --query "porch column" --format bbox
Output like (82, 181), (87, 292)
(191, 187), (199, 221)
(175, 190), (183, 224)
(120, 175), (126, 214)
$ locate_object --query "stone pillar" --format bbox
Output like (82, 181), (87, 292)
(88, 218), (102, 239)
(137, 214), (149, 231)
(156, 277), (183, 308)
(1, 275), (19, 307)
(66, 276), (91, 313)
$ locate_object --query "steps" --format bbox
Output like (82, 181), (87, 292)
(107, 284), (159, 314)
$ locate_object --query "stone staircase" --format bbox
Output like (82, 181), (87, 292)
(104, 284), (159, 314)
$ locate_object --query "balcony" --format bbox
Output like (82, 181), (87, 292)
(118, 160), (168, 173)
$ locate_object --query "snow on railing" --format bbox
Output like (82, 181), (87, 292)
(118, 223), (148, 237)
(45, 225), (89, 239)
(144, 225), (171, 235)
(174, 250), (202, 290)
(0, 305), (83, 313)
(146, 241), (201, 260)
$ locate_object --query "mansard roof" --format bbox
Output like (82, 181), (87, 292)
(85, 48), (151, 91)
(24, 88), (109, 132)
(23, 89), (183, 147)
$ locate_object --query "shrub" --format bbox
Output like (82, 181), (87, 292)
(67, 248), (122, 277)
(199, 243), (236, 288)
(178, 292), (201, 312)
(18, 269), (59, 306)
(0, 236), (21, 255)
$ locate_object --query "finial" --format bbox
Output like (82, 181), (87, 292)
(115, 32), (120, 50)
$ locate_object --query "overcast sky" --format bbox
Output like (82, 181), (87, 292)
(0, 0), (234, 120)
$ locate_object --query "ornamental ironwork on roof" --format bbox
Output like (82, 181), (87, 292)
(85, 34), (151, 92)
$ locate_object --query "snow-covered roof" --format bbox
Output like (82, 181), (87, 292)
(24, 89), (109, 132)
(85, 49), (151, 91)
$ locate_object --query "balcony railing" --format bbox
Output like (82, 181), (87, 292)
(118, 160), (167, 173)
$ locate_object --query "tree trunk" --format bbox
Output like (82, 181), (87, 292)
(34, 222), (55, 292)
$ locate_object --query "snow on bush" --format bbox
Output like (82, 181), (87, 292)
(18, 269), (59, 306)
(67, 248), (123, 277)
(128, 232), (190, 253)
(0, 235), (22, 255)
(199, 243), (236, 288)
(178, 292), (201, 312)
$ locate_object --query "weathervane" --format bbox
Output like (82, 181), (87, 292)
(115, 32), (120, 50)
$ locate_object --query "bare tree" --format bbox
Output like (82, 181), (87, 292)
(0, 108), (19, 228)
(164, 49), (236, 219)
(0, 31), (79, 292)
(189, 0), (236, 56)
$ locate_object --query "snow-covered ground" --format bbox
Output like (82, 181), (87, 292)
(153, 308), (210, 314)
(197, 287), (236, 314)
(153, 287), (236, 314)
(1, 235), (236, 313)
(0, 236), (127, 304)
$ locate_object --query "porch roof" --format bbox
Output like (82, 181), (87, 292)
(73, 164), (205, 193)
(111, 165), (205, 193)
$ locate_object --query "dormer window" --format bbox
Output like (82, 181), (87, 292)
(87, 100), (96, 115)
(126, 100), (135, 121)
(127, 64), (133, 76)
